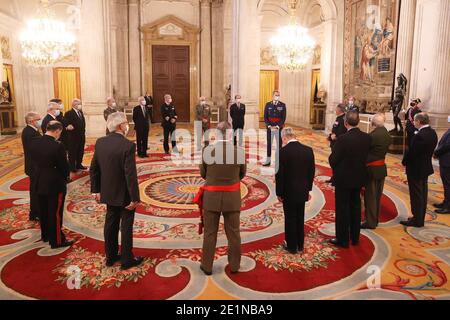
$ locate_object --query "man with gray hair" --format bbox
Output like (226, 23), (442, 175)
(361, 113), (392, 229)
(401, 112), (438, 227)
(161, 94), (178, 154)
(64, 98), (86, 173)
(133, 96), (151, 158)
(194, 121), (246, 275)
(90, 112), (144, 270)
(21, 112), (42, 221)
(41, 102), (62, 135)
(276, 127), (315, 254)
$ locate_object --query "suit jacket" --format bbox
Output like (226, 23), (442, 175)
(161, 103), (177, 128)
(41, 114), (57, 134)
(276, 141), (315, 203)
(405, 107), (422, 137)
(104, 107), (117, 122)
(329, 128), (372, 189)
(230, 103), (246, 129)
(200, 141), (247, 212)
(21, 125), (41, 176)
(434, 128), (450, 168)
(64, 109), (86, 141)
(133, 105), (151, 133)
(367, 126), (392, 180)
(403, 126), (438, 179)
(328, 114), (347, 148)
(30, 135), (69, 195)
(90, 133), (140, 207)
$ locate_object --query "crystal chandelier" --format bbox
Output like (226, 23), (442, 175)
(20, 0), (76, 67)
(270, 0), (315, 72)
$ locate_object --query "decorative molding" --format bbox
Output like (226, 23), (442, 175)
(159, 23), (183, 36)
(0, 36), (12, 60)
(260, 46), (277, 66)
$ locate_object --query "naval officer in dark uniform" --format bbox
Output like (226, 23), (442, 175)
(161, 94), (178, 154)
(263, 90), (287, 167)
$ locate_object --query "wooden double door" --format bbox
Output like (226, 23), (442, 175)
(152, 45), (190, 122)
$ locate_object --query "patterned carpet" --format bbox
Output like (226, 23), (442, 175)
(0, 125), (449, 300)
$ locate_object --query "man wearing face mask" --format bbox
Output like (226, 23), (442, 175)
(195, 96), (212, 147)
(64, 99), (86, 173)
(104, 97), (118, 135)
(30, 121), (73, 249)
(263, 90), (287, 166)
(133, 96), (151, 158)
(230, 95), (246, 146)
(90, 112), (144, 270)
(49, 99), (71, 150)
(41, 102), (63, 135)
(21, 112), (42, 222)
(346, 96), (360, 113)
(405, 98), (422, 148)
(161, 94), (178, 154)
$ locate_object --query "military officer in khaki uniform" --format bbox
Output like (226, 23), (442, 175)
(195, 122), (246, 275)
(196, 96), (212, 147)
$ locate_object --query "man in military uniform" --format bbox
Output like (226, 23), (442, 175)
(328, 104), (347, 150)
(104, 97), (118, 135)
(263, 90), (287, 167)
(31, 121), (74, 249)
(405, 98), (422, 148)
(161, 94), (178, 154)
(195, 96), (212, 147)
(230, 95), (246, 146)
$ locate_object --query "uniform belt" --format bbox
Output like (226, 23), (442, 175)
(192, 182), (241, 235)
(268, 117), (281, 123)
(367, 159), (386, 167)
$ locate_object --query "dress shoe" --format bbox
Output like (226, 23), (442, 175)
(282, 243), (298, 254)
(51, 240), (74, 249)
(41, 238), (49, 243)
(361, 223), (376, 230)
(262, 161), (271, 167)
(121, 256), (144, 270)
(29, 216), (40, 222)
(106, 255), (121, 267)
(433, 202), (445, 209)
(328, 238), (349, 248)
(400, 220), (423, 227)
(200, 265), (212, 276)
(435, 207), (450, 214)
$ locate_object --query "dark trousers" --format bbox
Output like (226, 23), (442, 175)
(364, 177), (385, 228)
(28, 174), (40, 220)
(335, 187), (362, 244)
(136, 127), (149, 156)
(104, 205), (135, 264)
(201, 210), (241, 273)
(38, 192), (66, 246)
(283, 200), (306, 251)
(407, 176), (428, 227)
(441, 167), (450, 207)
(233, 127), (244, 146)
(163, 125), (177, 153)
(266, 128), (281, 158)
(68, 135), (85, 171)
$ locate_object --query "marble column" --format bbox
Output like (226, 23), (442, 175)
(429, 0), (450, 118)
(200, 0), (212, 98)
(79, 0), (111, 137)
(395, 0), (416, 103)
(231, 0), (260, 130)
(128, 0), (141, 99)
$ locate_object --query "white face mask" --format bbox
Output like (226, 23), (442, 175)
(274, 96), (280, 102)
(236, 99), (241, 104)
(200, 101), (206, 106)
(54, 110), (61, 117)
(36, 120), (43, 128)
(122, 123), (130, 136)
(112, 103), (117, 108)
(77, 105), (83, 111)
(140, 101), (146, 106)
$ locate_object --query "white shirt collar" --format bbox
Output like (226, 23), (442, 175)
(418, 125), (430, 131)
(27, 124), (38, 131)
(48, 113), (56, 120)
(288, 139), (297, 144)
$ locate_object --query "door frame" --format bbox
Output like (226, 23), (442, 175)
(142, 15), (199, 123)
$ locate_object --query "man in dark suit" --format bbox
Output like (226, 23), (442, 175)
(328, 104), (347, 149)
(30, 121), (73, 248)
(230, 94), (246, 146)
(276, 128), (315, 254)
(405, 98), (423, 148)
(401, 112), (438, 227)
(362, 114), (392, 229)
(49, 99), (70, 150)
(64, 99), (86, 173)
(195, 122), (246, 275)
(329, 111), (371, 248)
(42, 102), (65, 135)
(263, 90), (287, 166)
(21, 112), (42, 221)
(161, 94), (178, 154)
(133, 96), (151, 158)
(433, 116), (450, 214)
(90, 112), (144, 270)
